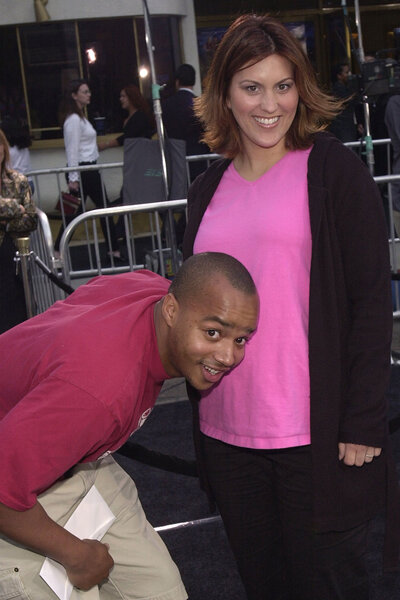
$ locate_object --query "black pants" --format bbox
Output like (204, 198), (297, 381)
(0, 234), (27, 333)
(55, 165), (118, 252)
(201, 434), (370, 600)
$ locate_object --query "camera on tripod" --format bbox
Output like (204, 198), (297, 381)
(348, 58), (400, 99)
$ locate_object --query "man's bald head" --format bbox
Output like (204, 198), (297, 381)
(158, 252), (259, 389)
(169, 252), (257, 304)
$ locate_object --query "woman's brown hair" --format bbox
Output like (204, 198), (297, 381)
(60, 78), (89, 123)
(122, 84), (156, 130)
(195, 14), (343, 157)
(0, 128), (11, 177)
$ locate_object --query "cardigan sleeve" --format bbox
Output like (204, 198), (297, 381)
(182, 158), (230, 259)
(328, 145), (392, 447)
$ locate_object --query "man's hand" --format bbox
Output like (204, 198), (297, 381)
(338, 442), (381, 466)
(64, 539), (114, 590)
(0, 501), (114, 590)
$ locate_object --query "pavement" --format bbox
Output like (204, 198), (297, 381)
(157, 378), (188, 405)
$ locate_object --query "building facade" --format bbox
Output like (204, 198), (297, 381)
(0, 0), (200, 142)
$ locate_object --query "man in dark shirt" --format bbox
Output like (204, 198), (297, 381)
(329, 62), (361, 143)
(161, 64), (209, 182)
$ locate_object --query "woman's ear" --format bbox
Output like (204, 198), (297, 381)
(161, 293), (179, 327)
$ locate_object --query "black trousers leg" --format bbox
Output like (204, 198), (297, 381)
(80, 169), (118, 252)
(201, 434), (370, 600)
(0, 235), (27, 333)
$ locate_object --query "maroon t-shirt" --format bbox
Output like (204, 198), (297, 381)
(0, 270), (170, 510)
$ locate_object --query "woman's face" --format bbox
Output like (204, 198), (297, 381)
(227, 54), (299, 160)
(120, 89), (131, 110)
(72, 84), (91, 110)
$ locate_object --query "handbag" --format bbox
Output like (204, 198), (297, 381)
(56, 191), (81, 216)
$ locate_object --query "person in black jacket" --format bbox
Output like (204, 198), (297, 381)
(161, 64), (209, 182)
(182, 14), (398, 600)
(103, 84), (155, 151)
(329, 61), (362, 143)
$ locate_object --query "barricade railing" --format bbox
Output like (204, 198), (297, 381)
(28, 154), (221, 217)
(18, 140), (396, 317)
(14, 209), (67, 318)
(58, 199), (188, 284)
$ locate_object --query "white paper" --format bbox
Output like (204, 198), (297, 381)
(40, 485), (116, 600)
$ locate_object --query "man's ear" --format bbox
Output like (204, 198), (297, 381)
(161, 293), (180, 327)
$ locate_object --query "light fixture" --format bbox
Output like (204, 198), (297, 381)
(139, 66), (149, 79)
(86, 48), (97, 65)
(34, 0), (50, 22)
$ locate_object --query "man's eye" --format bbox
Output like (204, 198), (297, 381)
(235, 337), (247, 346)
(206, 329), (219, 338)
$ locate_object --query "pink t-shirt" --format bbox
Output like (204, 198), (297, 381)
(194, 149), (312, 449)
(0, 270), (170, 510)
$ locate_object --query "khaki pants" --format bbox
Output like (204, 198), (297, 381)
(0, 456), (187, 600)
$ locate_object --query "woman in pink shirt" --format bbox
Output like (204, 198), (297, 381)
(183, 14), (397, 600)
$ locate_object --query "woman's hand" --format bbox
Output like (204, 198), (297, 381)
(338, 442), (381, 466)
(64, 539), (114, 591)
(98, 140), (116, 151)
(68, 181), (80, 193)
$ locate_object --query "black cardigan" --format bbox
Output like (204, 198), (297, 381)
(183, 132), (400, 570)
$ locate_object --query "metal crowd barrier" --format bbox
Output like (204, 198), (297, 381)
(58, 198), (188, 284)
(15, 140), (397, 318)
(14, 209), (66, 318)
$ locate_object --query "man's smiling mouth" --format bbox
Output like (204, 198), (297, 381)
(203, 365), (221, 376)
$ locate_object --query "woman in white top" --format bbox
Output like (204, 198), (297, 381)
(54, 79), (121, 259)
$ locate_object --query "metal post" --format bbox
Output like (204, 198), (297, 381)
(15, 236), (34, 319)
(353, 0), (365, 64)
(361, 95), (375, 176)
(353, 0), (374, 175)
(142, 0), (179, 278)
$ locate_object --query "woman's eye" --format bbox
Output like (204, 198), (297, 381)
(235, 337), (247, 346)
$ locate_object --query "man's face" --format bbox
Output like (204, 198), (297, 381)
(164, 277), (259, 391)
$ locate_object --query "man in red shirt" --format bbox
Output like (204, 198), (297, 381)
(0, 252), (258, 600)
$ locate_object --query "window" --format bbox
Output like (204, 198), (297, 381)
(78, 19), (138, 133)
(19, 21), (79, 137)
(0, 27), (26, 123)
(0, 17), (180, 140)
